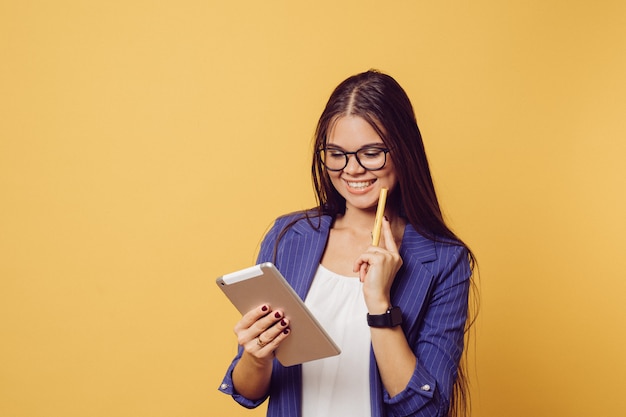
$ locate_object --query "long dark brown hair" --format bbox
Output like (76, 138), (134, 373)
(272, 70), (477, 416)
(308, 70), (478, 417)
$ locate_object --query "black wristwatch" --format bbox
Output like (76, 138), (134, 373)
(367, 306), (403, 328)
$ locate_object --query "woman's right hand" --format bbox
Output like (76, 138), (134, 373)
(234, 304), (291, 363)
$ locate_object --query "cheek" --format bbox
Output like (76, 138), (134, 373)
(328, 173), (342, 188)
(323, 170), (340, 187)
(325, 168), (341, 179)
(379, 164), (398, 186)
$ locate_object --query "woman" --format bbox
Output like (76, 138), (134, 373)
(219, 70), (476, 417)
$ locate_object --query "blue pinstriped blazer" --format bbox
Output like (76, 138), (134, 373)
(219, 212), (471, 417)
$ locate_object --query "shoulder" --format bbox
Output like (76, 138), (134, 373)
(258, 210), (332, 255)
(257, 210), (332, 273)
(403, 224), (467, 258)
(402, 225), (470, 282)
(271, 209), (333, 236)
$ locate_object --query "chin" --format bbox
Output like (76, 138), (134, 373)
(344, 198), (378, 212)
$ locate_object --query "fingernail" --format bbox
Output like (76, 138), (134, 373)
(274, 311), (281, 318)
(281, 319), (287, 326)
(261, 305), (268, 312)
(283, 329), (290, 335)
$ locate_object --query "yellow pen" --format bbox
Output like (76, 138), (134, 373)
(371, 187), (388, 246)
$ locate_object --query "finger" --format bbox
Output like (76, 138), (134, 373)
(256, 318), (291, 350)
(353, 256), (369, 277)
(262, 326), (291, 350)
(252, 310), (285, 335)
(353, 261), (366, 282)
(234, 304), (272, 333)
(262, 317), (291, 344)
(235, 307), (284, 347)
(354, 251), (384, 282)
(379, 217), (399, 253)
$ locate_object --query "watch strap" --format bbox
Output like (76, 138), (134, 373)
(367, 306), (403, 328)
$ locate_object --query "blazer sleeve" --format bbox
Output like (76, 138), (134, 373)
(383, 244), (472, 417)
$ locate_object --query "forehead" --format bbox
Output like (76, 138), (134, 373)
(326, 116), (384, 148)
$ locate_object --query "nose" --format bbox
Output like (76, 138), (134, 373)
(344, 153), (365, 174)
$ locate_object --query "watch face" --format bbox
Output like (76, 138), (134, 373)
(389, 306), (403, 326)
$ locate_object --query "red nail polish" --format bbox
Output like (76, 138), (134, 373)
(261, 305), (268, 312)
(283, 329), (290, 334)
(274, 312), (281, 318)
(281, 319), (287, 326)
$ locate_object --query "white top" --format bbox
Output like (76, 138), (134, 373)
(302, 264), (371, 417)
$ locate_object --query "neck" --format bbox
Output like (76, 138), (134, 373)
(343, 207), (375, 230)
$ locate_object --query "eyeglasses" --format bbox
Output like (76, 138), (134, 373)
(318, 146), (390, 171)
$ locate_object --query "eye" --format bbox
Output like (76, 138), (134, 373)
(326, 149), (345, 158)
(359, 148), (384, 159)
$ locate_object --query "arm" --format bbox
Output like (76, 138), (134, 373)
(391, 246), (470, 416)
(356, 218), (414, 396)
(356, 220), (471, 416)
(218, 218), (290, 406)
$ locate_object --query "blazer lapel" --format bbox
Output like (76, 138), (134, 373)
(399, 225), (437, 266)
(281, 215), (332, 299)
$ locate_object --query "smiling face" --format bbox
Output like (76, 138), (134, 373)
(325, 115), (398, 213)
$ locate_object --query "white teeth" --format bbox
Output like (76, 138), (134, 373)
(347, 180), (374, 189)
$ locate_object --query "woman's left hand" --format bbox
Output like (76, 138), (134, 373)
(354, 216), (403, 312)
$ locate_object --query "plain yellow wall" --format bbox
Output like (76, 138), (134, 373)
(1, 1), (625, 416)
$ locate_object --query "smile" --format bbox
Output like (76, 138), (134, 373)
(346, 179), (376, 190)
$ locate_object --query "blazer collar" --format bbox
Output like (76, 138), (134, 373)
(282, 214), (439, 301)
(290, 214), (333, 236)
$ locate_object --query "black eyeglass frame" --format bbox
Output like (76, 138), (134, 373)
(317, 146), (391, 172)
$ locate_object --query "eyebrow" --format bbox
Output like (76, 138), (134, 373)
(325, 143), (387, 150)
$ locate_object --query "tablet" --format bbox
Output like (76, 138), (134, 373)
(216, 262), (341, 367)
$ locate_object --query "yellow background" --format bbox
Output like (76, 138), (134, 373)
(1, 1), (625, 416)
